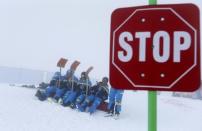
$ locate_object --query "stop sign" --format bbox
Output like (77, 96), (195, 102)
(109, 4), (201, 91)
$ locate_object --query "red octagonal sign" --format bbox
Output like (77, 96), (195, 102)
(109, 4), (201, 92)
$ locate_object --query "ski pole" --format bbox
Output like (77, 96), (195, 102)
(85, 77), (89, 99)
(71, 77), (74, 91)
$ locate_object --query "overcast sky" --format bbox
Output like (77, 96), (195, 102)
(0, 0), (201, 79)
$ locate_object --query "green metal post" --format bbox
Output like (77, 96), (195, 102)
(149, 0), (157, 5)
(148, 0), (157, 129)
(148, 91), (157, 131)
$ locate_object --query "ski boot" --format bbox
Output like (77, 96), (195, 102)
(114, 111), (120, 120)
(62, 101), (71, 107)
(70, 103), (76, 109)
(58, 98), (63, 105)
(35, 90), (42, 98)
(52, 96), (60, 103)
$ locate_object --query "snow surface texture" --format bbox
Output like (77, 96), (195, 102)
(0, 84), (202, 131)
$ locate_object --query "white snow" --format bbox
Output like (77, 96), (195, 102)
(0, 84), (202, 131)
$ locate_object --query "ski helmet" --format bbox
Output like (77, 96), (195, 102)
(52, 72), (60, 80)
(102, 77), (108, 84)
(81, 72), (87, 79)
(66, 69), (74, 80)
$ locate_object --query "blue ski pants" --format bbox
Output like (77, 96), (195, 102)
(45, 86), (57, 97)
(77, 94), (95, 112)
(88, 97), (102, 114)
(63, 91), (79, 105)
(54, 88), (67, 99)
(107, 87), (124, 113)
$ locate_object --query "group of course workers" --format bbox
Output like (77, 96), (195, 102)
(35, 68), (124, 116)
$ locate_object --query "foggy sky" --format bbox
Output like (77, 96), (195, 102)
(0, 0), (201, 79)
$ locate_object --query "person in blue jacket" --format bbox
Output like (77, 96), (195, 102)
(52, 76), (69, 102)
(107, 87), (124, 116)
(35, 72), (61, 101)
(60, 71), (82, 107)
(88, 77), (109, 114)
(74, 72), (92, 109)
(52, 70), (74, 102)
(35, 69), (75, 102)
(76, 81), (99, 112)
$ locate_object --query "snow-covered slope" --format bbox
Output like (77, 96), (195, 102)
(0, 84), (202, 131)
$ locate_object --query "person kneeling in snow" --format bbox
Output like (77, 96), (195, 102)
(51, 77), (70, 102)
(107, 87), (124, 117)
(87, 77), (109, 114)
(60, 72), (84, 107)
(35, 72), (61, 101)
(52, 70), (74, 102)
(76, 81), (100, 112)
(73, 72), (92, 109)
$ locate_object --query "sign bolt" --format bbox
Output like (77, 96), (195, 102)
(160, 17), (165, 21)
(141, 18), (146, 22)
(141, 73), (145, 77)
(160, 73), (165, 78)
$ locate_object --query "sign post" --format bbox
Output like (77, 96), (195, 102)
(148, 91), (157, 131)
(148, 0), (157, 131)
